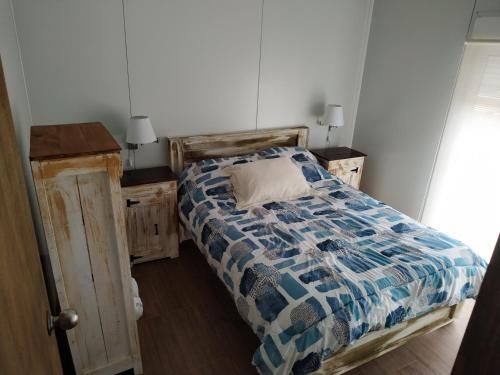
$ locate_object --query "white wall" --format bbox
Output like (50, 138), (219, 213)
(12, 0), (373, 169)
(0, 0), (61, 308)
(0, 0), (31, 174)
(468, 0), (500, 40)
(12, 0), (130, 134)
(352, 0), (475, 219)
(124, 0), (263, 167)
(0, 0), (41, 235)
(472, 0), (500, 12)
(258, 0), (372, 149)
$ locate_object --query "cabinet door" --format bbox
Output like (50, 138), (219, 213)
(32, 153), (142, 375)
(78, 173), (133, 365)
(328, 157), (365, 189)
(147, 204), (162, 253)
(44, 175), (108, 371)
(40, 170), (140, 374)
(125, 202), (164, 262)
(125, 205), (149, 255)
(123, 184), (179, 263)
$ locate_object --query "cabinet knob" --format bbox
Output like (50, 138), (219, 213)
(154, 223), (159, 235)
(350, 167), (359, 173)
(126, 199), (140, 207)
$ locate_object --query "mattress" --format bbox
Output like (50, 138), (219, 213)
(177, 147), (486, 375)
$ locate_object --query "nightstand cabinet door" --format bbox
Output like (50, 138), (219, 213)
(122, 182), (179, 263)
(31, 154), (142, 375)
(326, 156), (365, 189)
(125, 203), (162, 255)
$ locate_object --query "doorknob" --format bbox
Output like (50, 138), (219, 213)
(47, 309), (78, 335)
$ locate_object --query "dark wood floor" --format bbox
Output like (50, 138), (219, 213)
(132, 241), (473, 375)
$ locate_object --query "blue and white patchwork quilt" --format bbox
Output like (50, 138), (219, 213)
(177, 147), (486, 375)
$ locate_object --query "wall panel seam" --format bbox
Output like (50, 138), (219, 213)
(255, 0), (265, 131)
(350, 0), (374, 147)
(122, 0), (132, 118)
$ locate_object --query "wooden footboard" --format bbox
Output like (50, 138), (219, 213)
(313, 302), (464, 375)
(180, 218), (464, 374)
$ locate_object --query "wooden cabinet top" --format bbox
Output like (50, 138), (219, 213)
(29, 122), (121, 161)
(310, 147), (366, 162)
(121, 166), (177, 188)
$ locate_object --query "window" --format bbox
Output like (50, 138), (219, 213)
(423, 43), (500, 261)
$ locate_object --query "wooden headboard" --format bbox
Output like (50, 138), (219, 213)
(167, 126), (309, 175)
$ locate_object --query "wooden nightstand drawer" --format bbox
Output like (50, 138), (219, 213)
(122, 183), (175, 205)
(325, 157), (365, 189)
(121, 167), (179, 264)
(311, 147), (366, 190)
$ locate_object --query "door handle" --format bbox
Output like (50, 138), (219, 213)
(47, 309), (78, 335)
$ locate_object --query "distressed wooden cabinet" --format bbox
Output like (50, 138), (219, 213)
(311, 147), (366, 189)
(30, 123), (142, 375)
(121, 166), (179, 264)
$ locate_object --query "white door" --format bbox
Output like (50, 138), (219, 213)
(0, 58), (63, 375)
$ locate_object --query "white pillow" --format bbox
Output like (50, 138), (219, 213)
(226, 157), (312, 209)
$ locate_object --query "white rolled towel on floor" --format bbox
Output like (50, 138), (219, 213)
(131, 277), (143, 320)
(131, 277), (139, 297)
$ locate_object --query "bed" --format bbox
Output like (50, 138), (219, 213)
(168, 126), (486, 375)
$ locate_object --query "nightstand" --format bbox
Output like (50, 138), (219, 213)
(121, 166), (179, 264)
(311, 147), (366, 189)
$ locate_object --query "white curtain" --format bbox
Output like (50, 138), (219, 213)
(423, 43), (500, 260)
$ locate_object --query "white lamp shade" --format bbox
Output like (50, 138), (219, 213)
(324, 104), (344, 128)
(126, 116), (157, 144)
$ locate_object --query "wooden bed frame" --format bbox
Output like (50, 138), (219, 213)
(168, 126), (309, 175)
(167, 126), (463, 375)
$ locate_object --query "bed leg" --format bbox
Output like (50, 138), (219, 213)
(449, 302), (465, 320)
(179, 220), (192, 243)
